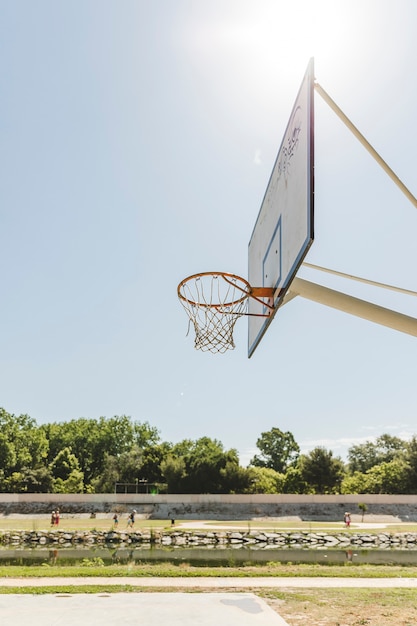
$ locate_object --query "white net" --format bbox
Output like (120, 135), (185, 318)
(177, 272), (251, 354)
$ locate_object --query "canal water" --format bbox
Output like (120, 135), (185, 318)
(2, 544), (417, 566)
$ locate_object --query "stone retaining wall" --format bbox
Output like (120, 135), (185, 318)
(2, 529), (417, 549)
(1, 494), (417, 520)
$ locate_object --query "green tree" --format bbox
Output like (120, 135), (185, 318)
(4, 467), (54, 493)
(42, 418), (101, 485)
(92, 445), (144, 492)
(139, 442), (172, 484)
(341, 471), (369, 494)
(348, 434), (407, 473)
(0, 432), (16, 474)
(49, 447), (81, 481)
(220, 462), (252, 494)
(184, 438), (239, 493)
(251, 427), (300, 473)
(163, 437), (242, 494)
(244, 466), (284, 494)
(282, 465), (312, 494)
(49, 446), (85, 493)
(90, 453), (120, 493)
(358, 502), (368, 521)
(0, 408), (49, 492)
(298, 447), (345, 494)
(161, 455), (186, 493)
(347, 441), (380, 474)
(42, 415), (160, 490)
(341, 459), (411, 494)
(404, 436), (417, 493)
(54, 469), (85, 494)
(132, 421), (161, 448)
(365, 459), (411, 494)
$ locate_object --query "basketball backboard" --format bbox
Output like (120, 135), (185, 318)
(248, 58), (315, 357)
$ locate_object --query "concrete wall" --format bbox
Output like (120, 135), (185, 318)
(1, 494), (417, 520)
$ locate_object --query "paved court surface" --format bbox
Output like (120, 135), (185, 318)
(0, 592), (289, 626)
(2, 578), (417, 626)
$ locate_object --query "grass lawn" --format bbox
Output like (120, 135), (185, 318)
(0, 561), (417, 579)
(1, 515), (417, 534)
(1, 515), (417, 626)
(0, 515), (171, 532)
(259, 588), (417, 626)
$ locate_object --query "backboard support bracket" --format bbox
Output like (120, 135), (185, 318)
(314, 82), (417, 210)
(288, 276), (417, 337)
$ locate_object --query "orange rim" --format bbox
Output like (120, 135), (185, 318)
(177, 272), (252, 308)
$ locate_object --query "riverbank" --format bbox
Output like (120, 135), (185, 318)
(2, 527), (417, 549)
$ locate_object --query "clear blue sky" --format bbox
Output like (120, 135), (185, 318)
(1, 0), (416, 465)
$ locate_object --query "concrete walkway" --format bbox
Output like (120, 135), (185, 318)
(176, 520), (401, 530)
(0, 592), (290, 626)
(2, 577), (416, 626)
(1, 576), (417, 588)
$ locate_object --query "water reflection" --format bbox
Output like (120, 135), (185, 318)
(1, 544), (417, 566)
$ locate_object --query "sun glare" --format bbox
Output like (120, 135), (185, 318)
(179, 1), (359, 125)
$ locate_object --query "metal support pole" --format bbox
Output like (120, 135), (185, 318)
(302, 262), (417, 297)
(289, 277), (417, 337)
(314, 82), (417, 209)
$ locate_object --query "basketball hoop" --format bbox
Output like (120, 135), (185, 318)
(177, 272), (274, 354)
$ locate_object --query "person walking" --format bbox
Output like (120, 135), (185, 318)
(127, 509), (137, 529)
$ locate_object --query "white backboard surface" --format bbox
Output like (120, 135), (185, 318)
(248, 58), (315, 357)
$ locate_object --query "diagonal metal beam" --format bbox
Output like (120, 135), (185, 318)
(314, 82), (417, 209)
(288, 277), (417, 337)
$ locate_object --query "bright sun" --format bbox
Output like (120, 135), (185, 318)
(180, 0), (359, 124)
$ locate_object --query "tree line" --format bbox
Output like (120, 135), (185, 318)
(1, 408), (417, 494)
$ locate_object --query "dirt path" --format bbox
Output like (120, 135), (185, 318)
(176, 521), (393, 530)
